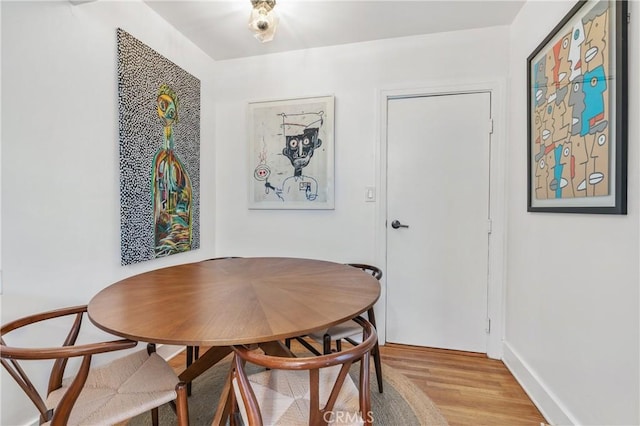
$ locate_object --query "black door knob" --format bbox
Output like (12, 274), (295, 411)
(391, 220), (409, 229)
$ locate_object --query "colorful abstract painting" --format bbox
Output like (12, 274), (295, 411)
(248, 96), (335, 209)
(527, 0), (627, 214)
(118, 28), (201, 264)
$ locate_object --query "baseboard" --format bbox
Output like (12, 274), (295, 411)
(502, 341), (578, 425)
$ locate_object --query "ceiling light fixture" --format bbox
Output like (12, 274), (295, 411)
(248, 0), (278, 43)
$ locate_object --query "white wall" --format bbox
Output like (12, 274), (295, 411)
(504, 1), (640, 425)
(0, 1), (217, 424)
(213, 27), (510, 346)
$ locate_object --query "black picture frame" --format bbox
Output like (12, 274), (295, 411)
(527, 0), (628, 214)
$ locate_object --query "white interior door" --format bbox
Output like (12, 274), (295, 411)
(386, 92), (491, 353)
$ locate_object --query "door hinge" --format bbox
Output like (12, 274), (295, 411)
(487, 219), (493, 235)
(486, 318), (491, 333)
(627, 12), (630, 24)
(488, 119), (494, 134)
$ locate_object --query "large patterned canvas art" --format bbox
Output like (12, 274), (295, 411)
(526, 0), (627, 214)
(118, 29), (201, 265)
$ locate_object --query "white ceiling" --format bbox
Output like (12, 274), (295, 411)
(144, 0), (526, 61)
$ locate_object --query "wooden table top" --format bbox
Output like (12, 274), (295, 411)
(88, 257), (380, 346)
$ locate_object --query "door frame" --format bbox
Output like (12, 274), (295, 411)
(374, 80), (507, 359)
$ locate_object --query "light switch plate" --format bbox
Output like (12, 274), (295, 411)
(365, 186), (376, 202)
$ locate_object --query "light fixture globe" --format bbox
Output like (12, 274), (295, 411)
(248, 0), (278, 43)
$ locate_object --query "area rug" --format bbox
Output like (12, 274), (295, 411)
(130, 355), (448, 425)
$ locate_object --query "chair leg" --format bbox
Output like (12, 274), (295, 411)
(345, 336), (383, 393)
(186, 346), (194, 396)
(228, 374), (239, 426)
(175, 382), (190, 426)
(285, 338), (292, 349)
(323, 334), (331, 355)
(336, 339), (342, 352)
(186, 346), (193, 365)
(151, 407), (159, 426)
(148, 339), (162, 415)
(373, 340), (383, 393)
(366, 307), (378, 330)
(194, 346), (200, 360)
(366, 307), (383, 393)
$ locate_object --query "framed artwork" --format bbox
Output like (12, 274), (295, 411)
(248, 95), (335, 209)
(527, 0), (628, 214)
(118, 28), (201, 265)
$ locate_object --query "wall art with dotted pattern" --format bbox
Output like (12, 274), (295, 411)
(117, 28), (201, 265)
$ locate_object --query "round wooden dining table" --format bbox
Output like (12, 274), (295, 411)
(88, 257), (380, 346)
(87, 257), (381, 392)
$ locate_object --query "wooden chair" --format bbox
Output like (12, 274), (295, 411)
(185, 256), (242, 395)
(287, 263), (384, 393)
(1, 305), (189, 426)
(228, 316), (377, 426)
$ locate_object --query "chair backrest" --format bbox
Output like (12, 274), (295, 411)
(1, 305), (137, 425)
(346, 263), (383, 281)
(231, 317), (377, 426)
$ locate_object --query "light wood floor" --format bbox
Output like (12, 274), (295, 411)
(169, 342), (547, 426)
(380, 343), (547, 426)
